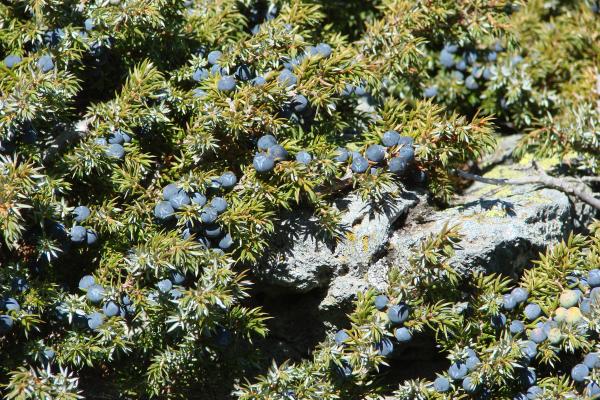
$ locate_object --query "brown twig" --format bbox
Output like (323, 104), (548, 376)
(454, 166), (600, 211)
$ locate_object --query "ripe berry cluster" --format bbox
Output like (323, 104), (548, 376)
(154, 172), (236, 254)
(424, 41), (507, 98)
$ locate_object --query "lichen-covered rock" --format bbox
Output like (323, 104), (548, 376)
(386, 165), (595, 280)
(256, 189), (421, 293)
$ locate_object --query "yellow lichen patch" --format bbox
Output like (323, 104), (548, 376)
(518, 153), (561, 170)
(483, 208), (508, 219)
(361, 235), (370, 252)
(345, 231), (356, 242)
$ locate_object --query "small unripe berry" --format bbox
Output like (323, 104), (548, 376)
(334, 147), (349, 162)
(86, 284), (105, 303)
(254, 153), (275, 172)
(207, 50), (222, 65)
(565, 307), (583, 324)
(106, 143), (125, 159)
(73, 206), (91, 222)
(268, 144), (288, 161)
(375, 337), (394, 357)
(387, 304), (409, 324)
(559, 289), (580, 308)
(554, 307), (567, 322)
(523, 303), (541, 320)
(154, 201), (175, 220)
(200, 206), (218, 224)
(79, 275), (95, 290)
(351, 154), (369, 173)
(217, 76), (236, 92)
(547, 327), (562, 344)
(334, 329), (350, 345)
(394, 327), (412, 343)
(291, 95), (308, 112)
(381, 130), (400, 147)
(70, 225), (87, 243)
(448, 362), (468, 380)
(374, 295), (388, 310)
(571, 363), (590, 382)
(433, 376), (450, 392)
(157, 279), (173, 293)
(365, 144), (386, 163)
(296, 151), (312, 165)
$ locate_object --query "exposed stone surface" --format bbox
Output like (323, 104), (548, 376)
(256, 188), (421, 293)
(389, 186), (575, 279)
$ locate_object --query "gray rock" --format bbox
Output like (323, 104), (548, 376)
(256, 187), (421, 293)
(386, 165), (595, 280)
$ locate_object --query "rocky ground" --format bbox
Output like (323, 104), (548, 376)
(250, 135), (597, 369)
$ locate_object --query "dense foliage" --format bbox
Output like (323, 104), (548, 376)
(0, 0), (598, 398)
